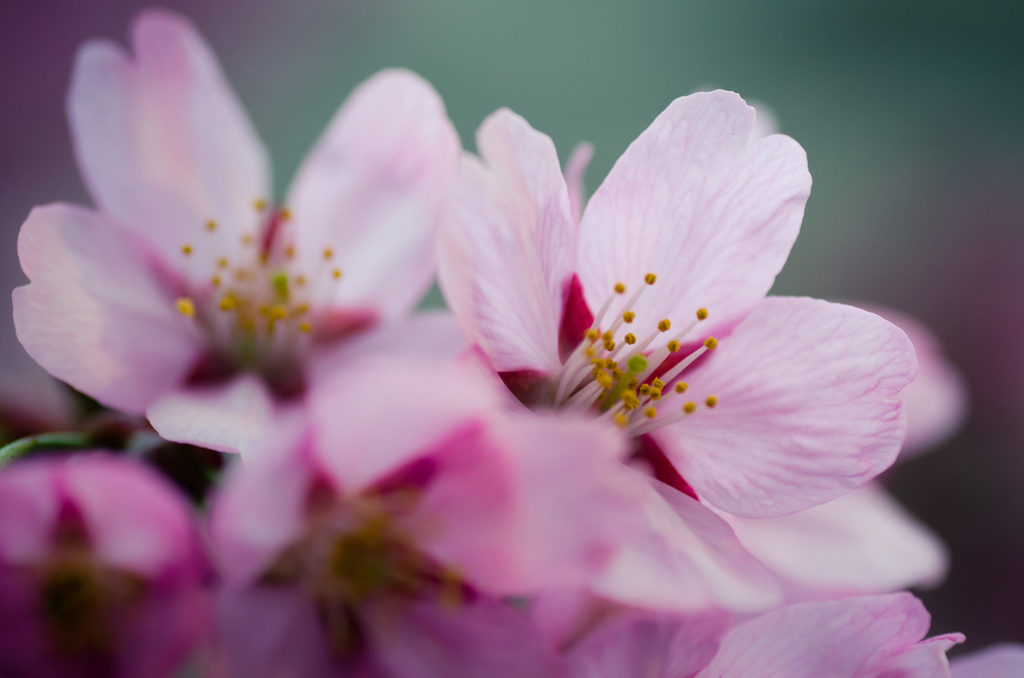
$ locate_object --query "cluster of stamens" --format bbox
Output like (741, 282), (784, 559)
(554, 273), (719, 436)
(172, 201), (344, 376)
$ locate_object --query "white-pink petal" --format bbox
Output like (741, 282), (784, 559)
(438, 109), (577, 373)
(951, 644), (1024, 678)
(659, 297), (915, 517)
(68, 8), (269, 265)
(577, 90), (810, 342)
(14, 204), (200, 413)
(286, 69), (460, 321)
(565, 142), (594, 225)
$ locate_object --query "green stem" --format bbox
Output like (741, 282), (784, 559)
(0, 432), (92, 468)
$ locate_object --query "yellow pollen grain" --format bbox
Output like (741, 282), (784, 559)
(205, 220), (217, 232)
(705, 395), (718, 408)
(644, 407), (657, 419)
(254, 199), (268, 211)
(683, 402), (696, 414)
(294, 303), (310, 315)
(624, 333), (637, 345)
(332, 269), (342, 280)
(181, 244), (193, 256)
(674, 382), (688, 394)
(603, 340), (615, 351)
(280, 207), (292, 220)
(586, 329), (599, 341)
(697, 308), (708, 320)
(176, 298), (195, 317)
(667, 340), (680, 352)
(623, 311), (635, 323)
(639, 384), (651, 396)
(704, 337), (718, 350)
(211, 275), (221, 287)
(628, 377), (639, 390)
(645, 273), (657, 285)
(323, 248), (334, 260)
(604, 359), (617, 369)
(217, 257), (229, 268)
(241, 234), (253, 246)
(615, 413), (629, 427)
(658, 319), (671, 332)
(652, 378), (664, 389)
(614, 282), (626, 294)
(585, 348), (595, 357)
(299, 321), (312, 333)
(596, 372), (613, 389)
(268, 306), (287, 320)
(602, 331), (613, 342)
(650, 389), (662, 400)
(219, 295), (239, 311)
(611, 368), (623, 379)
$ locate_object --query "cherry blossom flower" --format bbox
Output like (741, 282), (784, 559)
(13, 9), (461, 455)
(950, 644), (1024, 677)
(209, 358), (647, 678)
(0, 454), (210, 678)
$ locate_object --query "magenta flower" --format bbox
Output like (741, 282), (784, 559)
(209, 358), (646, 677)
(439, 94), (916, 521)
(950, 644), (1024, 677)
(0, 454), (210, 678)
(13, 9), (461, 455)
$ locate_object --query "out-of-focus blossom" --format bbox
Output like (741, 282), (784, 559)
(439, 94), (916, 521)
(209, 358), (647, 678)
(0, 454), (210, 678)
(13, 9), (461, 456)
(950, 644), (1024, 677)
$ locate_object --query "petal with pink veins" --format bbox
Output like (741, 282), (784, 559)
(951, 644), (1024, 678)
(718, 482), (947, 598)
(68, 8), (269, 265)
(286, 69), (460, 322)
(696, 593), (964, 678)
(14, 204), (201, 413)
(658, 297), (916, 518)
(438, 109), (577, 374)
(577, 90), (811, 342)
(592, 477), (782, 614)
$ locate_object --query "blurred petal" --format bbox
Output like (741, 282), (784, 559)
(565, 142), (594, 224)
(563, 609), (729, 678)
(68, 8), (268, 263)
(721, 482), (947, 598)
(696, 593), (962, 678)
(286, 69), (460, 321)
(593, 478), (782, 614)
(577, 90), (810, 342)
(14, 204), (200, 413)
(438, 109), (576, 373)
(660, 297), (915, 517)
(951, 644), (1024, 678)
(0, 461), (59, 563)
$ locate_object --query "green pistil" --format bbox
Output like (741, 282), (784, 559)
(600, 354), (648, 411)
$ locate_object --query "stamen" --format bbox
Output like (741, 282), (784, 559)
(674, 382), (688, 393)
(176, 298), (195, 317)
(644, 407), (657, 419)
(614, 283), (626, 294)
(219, 295), (239, 311)
(697, 307), (708, 320)
(181, 244), (193, 256)
(658, 337), (717, 385)
(218, 257), (229, 268)
(624, 333), (636, 345)
(645, 273), (657, 284)
(280, 208), (292, 220)
(254, 199), (268, 211)
(205, 220), (217, 232)
(683, 402), (696, 413)
(323, 248), (334, 260)
(657, 319), (671, 332)
(332, 269), (342, 280)
(623, 311), (635, 323)
(299, 321), (312, 333)
(705, 396), (718, 408)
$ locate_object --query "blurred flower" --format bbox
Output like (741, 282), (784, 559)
(950, 644), (1024, 677)
(13, 9), (461, 456)
(0, 454), (210, 678)
(209, 358), (647, 677)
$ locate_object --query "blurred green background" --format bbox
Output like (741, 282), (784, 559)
(2, 0), (1023, 651)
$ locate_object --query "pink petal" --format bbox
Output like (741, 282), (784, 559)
(14, 204), (200, 413)
(437, 108), (577, 373)
(363, 596), (557, 678)
(659, 297), (916, 517)
(68, 8), (269, 265)
(592, 477), (782, 614)
(563, 609), (729, 678)
(952, 644), (1024, 678)
(286, 69), (460, 321)
(0, 460), (60, 564)
(413, 415), (646, 593)
(565, 142), (594, 224)
(577, 90), (810, 342)
(147, 374), (306, 457)
(720, 482), (947, 598)
(696, 593), (961, 678)
(858, 304), (968, 458)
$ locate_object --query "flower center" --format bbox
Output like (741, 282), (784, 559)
(172, 201), (350, 395)
(554, 273), (720, 436)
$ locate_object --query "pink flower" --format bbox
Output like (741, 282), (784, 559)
(950, 644), (1024, 677)
(209, 358), (647, 677)
(13, 9), (461, 455)
(0, 454), (210, 678)
(439, 93), (916, 521)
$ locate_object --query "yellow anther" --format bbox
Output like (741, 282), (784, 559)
(602, 331), (613, 342)
(623, 391), (639, 408)
(603, 340), (615, 351)
(269, 306), (287, 320)
(295, 275), (307, 287)
(181, 244), (193, 256)
(293, 303), (310, 315)
(628, 378), (639, 390)
(592, 358), (605, 366)
(211, 275), (221, 287)
(705, 395), (718, 408)
(595, 372), (614, 389)
(611, 368), (623, 379)
(667, 340), (680, 352)
(650, 389), (662, 400)
(704, 337), (718, 350)
(586, 329), (600, 342)
(217, 257), (229, 268)
(614, 282), (626, 294)
(674, 382), (688, 394)
(639, 384), (651, 396)
(644, 407), (657, 419)
(219, 295), (239, 311)
(697, 308), (708, 321)
(652, 378), (664, 389)
(658, 319), (671, 332)
(285, 245), (295, 259)
(604, 359), (617, 369)
(683, 402), (696, 413)
(615, 413), (629, 427)
(622, 311), (635, 323)
(323, 247), (334, 260)
(585, 347), (595, 357)
(258, 252), (269, 266)
(645, 273), (657, 285)
(241, 234), (253, 246)
(254, 199), (268, 211)
(624, 333), (637, 345)
(176, 298), (195, 317)
(332, 269), (342, 280)
(280, 207), (292, 220)
(205, 220), (217, 232)
(299, 321), (312, 333)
